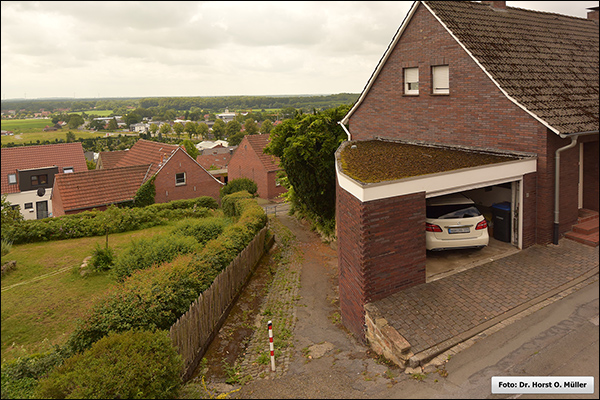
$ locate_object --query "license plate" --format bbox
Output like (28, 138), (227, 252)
(448, 227), (470, 234)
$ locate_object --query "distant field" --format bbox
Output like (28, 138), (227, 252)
(1, 130), (107, 146)
(69, 109), (113, 117)
(1, 118), (52, 133)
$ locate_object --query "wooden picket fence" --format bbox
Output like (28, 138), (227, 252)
(169, 226), (271, 382)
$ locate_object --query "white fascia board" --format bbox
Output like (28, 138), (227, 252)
(337, 158), (537, 203)
(421, 2), (560, 135)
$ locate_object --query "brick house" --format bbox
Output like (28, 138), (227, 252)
(335, 1), (599, 340)
(228, 134), (287, 200)
(1, 143), (88, 220)
(52, 139), (223, 216)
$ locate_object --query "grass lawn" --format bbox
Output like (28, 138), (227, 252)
(0, 129), (114, 146)
(1, 224), (172, 363)
(1, 119), (53, 133)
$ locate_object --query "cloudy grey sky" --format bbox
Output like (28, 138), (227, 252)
(1, 1), (598, 100)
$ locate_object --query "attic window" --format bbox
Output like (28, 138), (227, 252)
(175, 172), (186, 186)
(432, 65), (449, 94)
(63, 167), (74, 173)
(404, 67), (419, 95)
(31, 174), (48, 186)
(8, 173), (16, 184)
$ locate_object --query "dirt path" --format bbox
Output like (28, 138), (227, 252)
(180, 213), (409, 399)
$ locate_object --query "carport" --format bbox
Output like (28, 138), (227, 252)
(335, 138), (537, 341)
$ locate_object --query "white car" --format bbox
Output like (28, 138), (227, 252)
(426, 193), (489, 251)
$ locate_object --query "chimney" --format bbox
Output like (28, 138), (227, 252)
(587, 6), (599, 22)
(481, 1), (506, 10)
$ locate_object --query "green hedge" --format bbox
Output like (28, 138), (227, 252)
(65, 194), (267, 355)
(2, 196), (218, 244)
(34, 330), (183, 399)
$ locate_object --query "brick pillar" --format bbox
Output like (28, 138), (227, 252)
(337, 183), (426, 342)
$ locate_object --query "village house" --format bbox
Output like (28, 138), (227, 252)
(1, 143), (88, 220)
(52, 139), (223, 216)
(228, 134), (286, 200)
(335, 1), (599, 341)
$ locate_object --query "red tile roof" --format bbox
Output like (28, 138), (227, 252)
(114, 139), (180, 176)
(1, 143), (88, 195)
(53, 164), (151, 212)
(97, 150), (127, 169)
(243, 134), (282, 172)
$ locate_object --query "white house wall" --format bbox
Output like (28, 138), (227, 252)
(5, 190), (53, 220)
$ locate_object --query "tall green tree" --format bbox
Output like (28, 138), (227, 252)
(182, 139), (199, 159)
(212, 119), (226, 140)
(196, 122), (209, 140)
(65, 131), (76, 143)
(244, 118), (259, 135)
(107, 117), (118, 131)
(159, 123), (172, 136)
(265, 104), (351, 235)
(149, 123), (159, 136)
(260, 119), (273, 135)
(225, 120), (241, 140)
(173, 122), (184, 139)
(67, 114), (84, 129)
(184, 121), (197, 139)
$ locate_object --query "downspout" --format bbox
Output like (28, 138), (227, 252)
(553, 130), (599, 244)
(338, 121), (351, 141)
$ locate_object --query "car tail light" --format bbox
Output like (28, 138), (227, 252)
(426, 222), (443, 232)
(475, 219), (488, 230)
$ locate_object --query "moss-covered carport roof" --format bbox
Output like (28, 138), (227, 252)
(338, 139), (527, 185)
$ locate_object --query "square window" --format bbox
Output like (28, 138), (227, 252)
(432, 65), (449, 94)
(8, 173), (16, 184)
(175, 172), (186, 185)
(24, 203), (33, 209)
(404, 67), (419, 95)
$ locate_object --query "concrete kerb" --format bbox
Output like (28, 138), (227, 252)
(367, 266), (599, 372)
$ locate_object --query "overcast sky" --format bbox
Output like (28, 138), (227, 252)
(1, 1), (598, 100)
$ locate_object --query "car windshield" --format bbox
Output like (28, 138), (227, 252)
(427, 205), (482, 219)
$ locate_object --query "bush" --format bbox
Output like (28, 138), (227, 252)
(111, 234), (199, 281)
(90, 244), (114, 272)
(220, 177), (258, 198)
(170, 217), (229, 245)
(1, 350), (65, 400)
(221, 190), (255, 218)
(34, 330), (183, 399)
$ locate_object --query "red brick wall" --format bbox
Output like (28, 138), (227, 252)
(228, 139), (286, 200)
(337, 182), (426, 342)
(521, 173), (537, 248)
(154, 150), (222, 204)
(583, 139), (599, 212)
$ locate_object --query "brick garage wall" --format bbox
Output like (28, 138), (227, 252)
(266, 170), (287, 200)
(337, 182), (426, 342)
(583, 139), (599, 212)
(521, 172), (537, 248)
(154, 150), (222, 204)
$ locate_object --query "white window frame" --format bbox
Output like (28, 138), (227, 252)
(432, 65), (449, 94)
(404, 67), (419, 95)
(7, 173), (17, 184)
(175, 172), (186, 186)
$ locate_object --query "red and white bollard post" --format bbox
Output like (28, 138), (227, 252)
(268, 320), (275, 372)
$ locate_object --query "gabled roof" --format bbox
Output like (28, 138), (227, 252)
(342, 1), (599, 136)
(114, 139), (180, 176)
(53, 164), (151, 212)
(96, 150), (127, 169)
(242, 134), (281, 172)
(1, 143), (88, 195)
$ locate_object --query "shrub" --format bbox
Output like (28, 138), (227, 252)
(221, 190), (255, 218)
(111, 234), (198, 281)
(170, 217), (229, 245)
(1, 238), (12, 256)
(220, 177), (258, 198)
(90, 244), (114, 272)
(1, 350), (65, 400)
(35, 330), (183, 399)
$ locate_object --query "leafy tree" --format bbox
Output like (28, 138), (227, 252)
(265, 104), (351, 235)
(1, 195), (24, 242)
(228, 131), (245, 146)
(86, 159), (96, 170)
(225, 120), (241, 140)
(107, 117), (118, 131)
(182, 139), (199, 159)
(196, 122), (209, 140)
(124, 112), (142, 126)
(220, 177), (258, 198)
(173, 122), (184, 139)
(244, 118), (259, 135)
(65, 131), (76, 143)
(212, 119), (226, 140)
(184, 121), (197, 139)
(260, 119), (273, 135)
(67, 114), (84, 129)
(159, 123), (172, 136)
(149, 123), (159, 136)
